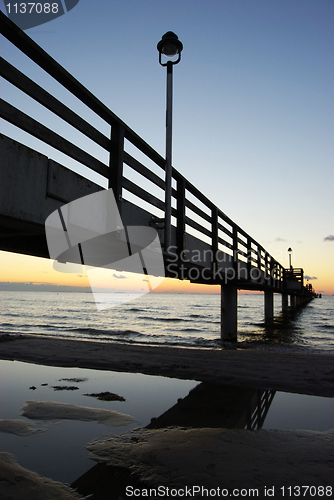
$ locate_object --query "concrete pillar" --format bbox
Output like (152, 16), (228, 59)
(282, 294), (289, 313)
(264, 291), (274, 322)
(221, 285), (237, 341)
(290, 295), (296, 308)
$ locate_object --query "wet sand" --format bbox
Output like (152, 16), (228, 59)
(0, 452), (84, 500)
(83, 426), (334, 499)
(1, 335), (334, 396)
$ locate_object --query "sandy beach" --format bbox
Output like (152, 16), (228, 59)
(1, 334), (334, 396)
(84, 426), (334, 498)
(1, 335), (334, 499)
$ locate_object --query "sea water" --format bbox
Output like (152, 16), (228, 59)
(0, 359), (198, 483)
(0, 291), (333, 352)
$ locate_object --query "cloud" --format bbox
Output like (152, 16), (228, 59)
(304, 275), (318, 280)
(274, 237), (287, 242)
(324, 235), (334, 241)
(112, 274), (127, 279)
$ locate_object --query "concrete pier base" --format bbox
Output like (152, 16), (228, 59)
(221, 285), (237, 341)
(282, 294), (289, 313)
(290, 295), (297, 308)
(264, 291), (274, 322)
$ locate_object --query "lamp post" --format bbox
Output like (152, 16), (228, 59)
(157, 31), (183, 253)
(287, 247), (293, 270)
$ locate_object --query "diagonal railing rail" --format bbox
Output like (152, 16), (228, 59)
(0, 12), (288, 290)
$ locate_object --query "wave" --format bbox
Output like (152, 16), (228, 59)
(54, 309), (90, 314)
(319, 324), (334, 330)
(179, 327), (203, 333)
(16, 323), (70, 330)
(70, 327), (144, 337)
(0, 313), (21, 318)
(138, 316), (191, 323)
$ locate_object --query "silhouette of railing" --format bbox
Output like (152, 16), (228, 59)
(0, 12), (306, 291)
(246, 390), (276, 430)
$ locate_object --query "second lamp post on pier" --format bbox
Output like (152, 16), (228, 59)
(288, 247), (293, 270)
(157, 31), (183, 252)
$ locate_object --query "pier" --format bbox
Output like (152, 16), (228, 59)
(0, 13), (316, 341)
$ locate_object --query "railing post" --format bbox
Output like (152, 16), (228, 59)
(211, 206), (218, 273)
(270, 258), (275, 288)
(247, 238), (252, 282)
(279, 265), (284, 290)
(176, 174), (186, 257)
(265, 253), (271, 285)
(109, 123), (125, 213)
(257, 246), (262, 283)
(233, 226), (238, 279)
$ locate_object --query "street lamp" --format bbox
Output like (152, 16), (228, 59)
(157, 31), (183, 252)
(287, 247), (293, 269)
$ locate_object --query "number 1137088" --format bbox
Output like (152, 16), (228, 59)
(5, 3), (59, 14)
(280, 486), (332, 497)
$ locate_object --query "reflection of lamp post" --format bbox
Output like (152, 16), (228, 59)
(157, 31), (183, 252)
(287, 247), (293, 269)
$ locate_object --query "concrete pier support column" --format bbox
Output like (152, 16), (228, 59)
(290, 295), (296, 308)
(221, 285), (237, 341)
(264, 291), (274, 322)
(282, 294), (289, 313)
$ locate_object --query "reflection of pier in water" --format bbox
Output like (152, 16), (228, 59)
(147, 383), (276, 431)
(72, 384), (276, 497)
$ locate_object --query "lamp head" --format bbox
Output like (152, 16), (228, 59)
(287, 247), (293, 269)
(157, 31), (183, 66)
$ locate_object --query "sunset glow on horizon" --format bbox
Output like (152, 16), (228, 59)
(0, 250), (332, 295)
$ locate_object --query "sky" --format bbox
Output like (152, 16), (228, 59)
(1, 0), (333, 294)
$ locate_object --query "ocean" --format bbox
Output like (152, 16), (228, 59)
(0, 291), (333, 352)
